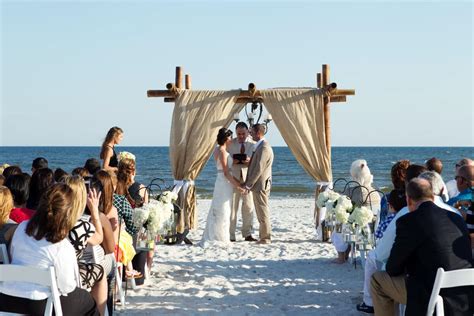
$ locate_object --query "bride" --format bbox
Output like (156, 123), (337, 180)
(200, 128), (244, 246)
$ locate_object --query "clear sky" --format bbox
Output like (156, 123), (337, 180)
(1, 1), (473, 147)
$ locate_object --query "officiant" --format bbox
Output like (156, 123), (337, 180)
(228, 122), (257, 242)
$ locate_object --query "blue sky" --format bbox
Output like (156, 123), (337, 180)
(1, 1), (472, 146)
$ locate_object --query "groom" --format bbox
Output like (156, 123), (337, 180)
(242, 124), (274, 244)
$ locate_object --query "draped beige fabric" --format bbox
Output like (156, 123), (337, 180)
(170, 90), (244, 232)
(261, 89), (331, 232)
(261, 89), (332, 182)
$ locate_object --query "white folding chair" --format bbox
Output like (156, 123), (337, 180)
(0, 265), (63, 316)
(0, 244), (9, 264)
(426, 267), (474, 316)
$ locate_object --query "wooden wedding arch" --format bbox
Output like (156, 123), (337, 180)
(147, 65), (355, 240)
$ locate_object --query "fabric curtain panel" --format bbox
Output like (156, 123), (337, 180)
(261, 89), (332, 183)
(170, 90), (244, 231)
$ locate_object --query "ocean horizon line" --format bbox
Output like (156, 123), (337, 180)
(1, 145), (472, 148)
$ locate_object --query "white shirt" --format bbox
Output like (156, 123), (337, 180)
(433, 195), (462, 216)
(374, 206), (410, 266)
(446, 179), (459, 199)
(0, 221), (79, 299)
(374, 197), (461, 269)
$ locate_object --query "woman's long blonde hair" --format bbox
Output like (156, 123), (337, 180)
(64, 175), (87, 222)
(0, 186), (13, 226)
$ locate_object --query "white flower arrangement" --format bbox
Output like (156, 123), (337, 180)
(316, 189), (341, 208)
(118, 151), (136, 162)
(132, 190), (177, 237)
(348, 206), (374, 227)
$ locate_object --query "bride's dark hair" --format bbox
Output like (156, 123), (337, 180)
(216, 128), (233, 146)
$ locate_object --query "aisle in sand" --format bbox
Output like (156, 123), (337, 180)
(118, 198), (364, 315)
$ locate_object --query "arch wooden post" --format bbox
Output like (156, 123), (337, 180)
(322, 65), (331, 157)
(175, 66), (183, 89)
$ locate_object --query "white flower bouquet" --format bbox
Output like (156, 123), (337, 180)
(348, 206), (374, 227)
(132, 190), (177, 237)
(118, 151), (136, 162)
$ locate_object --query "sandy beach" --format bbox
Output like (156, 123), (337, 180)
(117, 198), (364, 315)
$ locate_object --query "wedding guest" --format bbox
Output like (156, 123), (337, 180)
(445, 158), (473, 199)
(5, 173), (35, 223)
(370, 178), (473, 316)
(449, 165), (474, 235)
(2, 165), (22, 180)
(72, 167), (90, 179)
(100, 126), (123, 173)
(0, 163), (10, 175)
(356, 164), (426, 314)
(0, 183), (99, 315)
(419, 171), (461, 216)
(84, 158), (101, 176)
(425, 157), (449, 202)
(31, 157), (48, 174)
(66, 176), (108, 316)
(0, 186), (15, 245)
(26, 167), (54, 210)
(228, 122), (256, 242)
(374, 189), (405, 241)
(118, 158), (149, 208)
(54, 168), (69, 183)
(115, 158), (151, 277)
(426, 157), (443, 174)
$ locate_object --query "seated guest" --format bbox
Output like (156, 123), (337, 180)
(446, 158), (473, 199)
(54, 168), (69, 183)
(370, 178), (473, 316)
(333, 159), (381, 264)
(72, 167), (90, 179)
(5, 174), (35, 223)
(425, 157), (449, 201)
(449, 165), (474, 235)
(374, 189), (406, 241)
(0, 183), (99, 315)
(84, 158), (101, 176)
(448, 165), (474, 206)
(0, 186), (16, 245)
(26, 168), (53, 210)
(112, 164), (137, 236)
(2, 165), (22, 181)
(31, 157), (48, 174)
(118, 157), (148, 208)
(419, 171), (461, 216)
(66, 176), (107, 315)
(356, 164), (426, 314)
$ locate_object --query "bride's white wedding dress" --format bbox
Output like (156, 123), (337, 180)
(200, 149), (234, 247)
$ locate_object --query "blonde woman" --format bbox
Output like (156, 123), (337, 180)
(100, 127), (123, 172)
(0, 184), (99, 315)
(66, 176), (110, 316)
(0, 186), (15, 245)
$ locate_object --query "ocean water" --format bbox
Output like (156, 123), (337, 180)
(0, 147), (472, 198)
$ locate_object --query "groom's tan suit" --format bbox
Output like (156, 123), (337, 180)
(245, 140), (274, 242)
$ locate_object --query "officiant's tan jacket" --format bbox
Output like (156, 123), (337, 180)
(246, 140), (274, 192)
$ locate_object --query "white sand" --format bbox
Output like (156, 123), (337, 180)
(117, 198), (364, 315)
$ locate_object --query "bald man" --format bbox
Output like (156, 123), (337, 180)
(371, 178), (473, 316)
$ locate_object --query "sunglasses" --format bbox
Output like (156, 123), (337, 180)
(455, 175), (467, 182)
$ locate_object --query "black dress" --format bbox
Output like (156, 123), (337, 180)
(108, 145), (118, 168)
